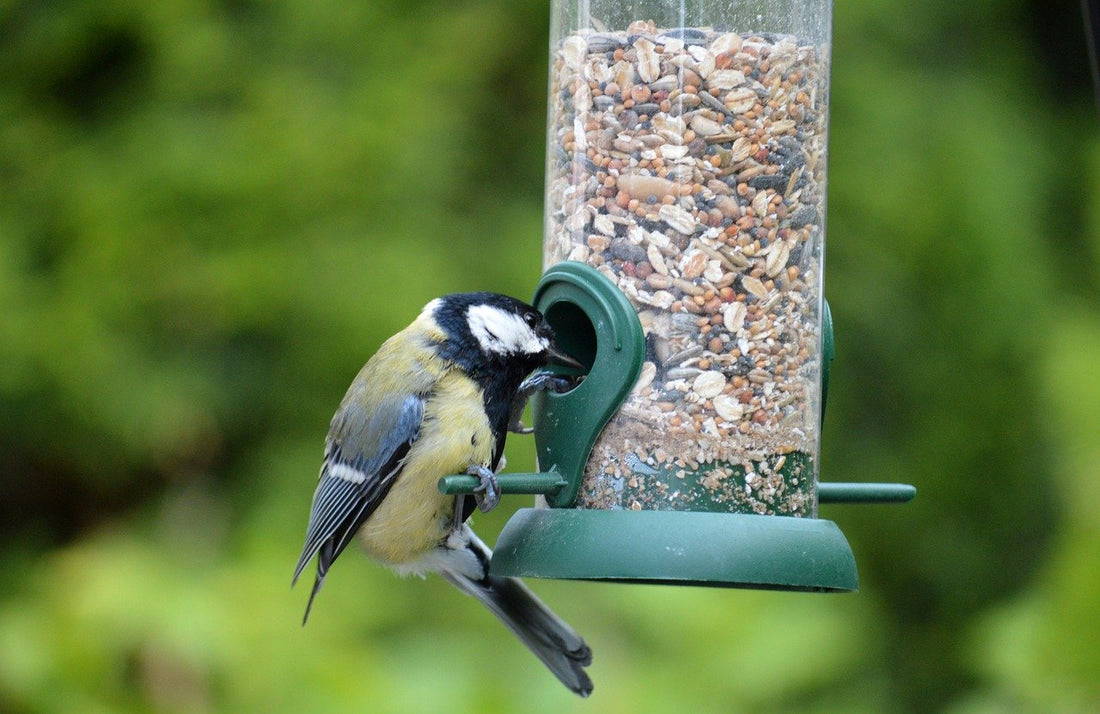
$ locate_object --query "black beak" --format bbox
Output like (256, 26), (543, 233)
(546, 342), (585, 371)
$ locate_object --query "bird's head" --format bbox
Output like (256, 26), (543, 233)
(425, 292), (582, 375)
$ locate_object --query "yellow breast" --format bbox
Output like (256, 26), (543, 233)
(357, 370), (495, 565)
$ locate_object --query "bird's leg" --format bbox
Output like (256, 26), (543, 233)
(508, 371), (584, 434)
(468, 464), (500, 513)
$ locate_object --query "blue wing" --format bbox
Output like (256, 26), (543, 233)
(293, 392), (424, 623)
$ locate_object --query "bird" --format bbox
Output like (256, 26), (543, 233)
(292, 292), (593, 696)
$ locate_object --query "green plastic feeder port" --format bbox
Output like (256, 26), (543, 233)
(438, 262), (915, 592)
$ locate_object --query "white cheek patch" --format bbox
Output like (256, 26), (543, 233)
(466, 304), (548, 357)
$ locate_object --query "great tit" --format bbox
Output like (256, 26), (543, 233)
(293, 292), (593, 696)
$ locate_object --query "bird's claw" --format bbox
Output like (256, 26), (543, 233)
(508, 371), (584, 434)
(508, 415), (534, 431)
(468, 465), (500, 512)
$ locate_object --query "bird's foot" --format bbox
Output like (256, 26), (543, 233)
(508, 371), (584, 434)
(468, 464), (500, 512)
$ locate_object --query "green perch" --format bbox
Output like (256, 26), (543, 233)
(438, 473), (916, 504)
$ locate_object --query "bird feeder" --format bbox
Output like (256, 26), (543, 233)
(440, 0), (914, 591)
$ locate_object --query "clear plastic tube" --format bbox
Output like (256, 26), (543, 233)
(543, 0), (831, 516)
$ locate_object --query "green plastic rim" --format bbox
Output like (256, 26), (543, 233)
(490, 508), (858, 592)
(530, 262), (646, 507)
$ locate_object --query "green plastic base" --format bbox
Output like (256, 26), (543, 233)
(490, 508), (858, 592)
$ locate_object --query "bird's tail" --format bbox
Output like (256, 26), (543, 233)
(439, 527), (593, 697)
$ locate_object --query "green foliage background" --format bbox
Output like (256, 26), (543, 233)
(1, 1), (1098, 711)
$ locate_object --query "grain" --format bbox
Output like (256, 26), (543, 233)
(546, 24), (828, 516)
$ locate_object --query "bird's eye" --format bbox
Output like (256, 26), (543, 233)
(523, 310), (539, 328)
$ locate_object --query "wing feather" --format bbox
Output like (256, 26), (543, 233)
(293, 393), (424, 591)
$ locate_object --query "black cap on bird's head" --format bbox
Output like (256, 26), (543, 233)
(427, 292), (582, 373)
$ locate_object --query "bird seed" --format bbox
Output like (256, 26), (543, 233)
(544, 21), (829, 516)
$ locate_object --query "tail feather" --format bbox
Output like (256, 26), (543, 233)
(440, 530), (593, 697)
